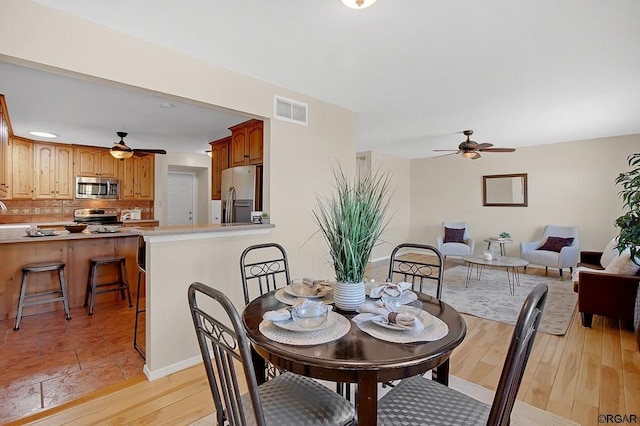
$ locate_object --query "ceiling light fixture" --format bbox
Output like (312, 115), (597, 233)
(110, 131), (134, 160)
(461, 151), (476, 159)
(205, 150), (212, 158)
(340, 0), (377, 9)
(29, 131), (58, 138)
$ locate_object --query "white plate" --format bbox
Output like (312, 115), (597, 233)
(284, 283), (332, 299)
(272, 311), (338, 332)
(25, 231), (59, 237)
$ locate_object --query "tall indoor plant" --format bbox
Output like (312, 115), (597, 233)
(615, 153), (640, 264)
(313, 165), (392, 311)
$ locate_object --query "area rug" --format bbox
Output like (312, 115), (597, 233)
(191, 376), (578, 426)
(436, 265), (577, 335)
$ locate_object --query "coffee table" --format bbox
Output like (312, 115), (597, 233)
(461, 256), (529, 295)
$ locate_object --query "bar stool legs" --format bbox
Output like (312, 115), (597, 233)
(14, 261), (71, 331)
(84, 256), (133, 316)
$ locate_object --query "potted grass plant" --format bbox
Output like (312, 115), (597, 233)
(313, 165), (392, 311)
(615, 152), (640, 264)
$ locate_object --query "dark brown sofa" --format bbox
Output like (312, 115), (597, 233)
(573, 250), (640, 349)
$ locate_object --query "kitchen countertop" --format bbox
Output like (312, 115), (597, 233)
(0, 227), (138, 244)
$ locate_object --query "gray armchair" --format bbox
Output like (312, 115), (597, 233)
(521, 225), (580, 279)
(436, 221), (475, 258)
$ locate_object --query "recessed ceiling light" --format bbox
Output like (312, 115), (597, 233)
(160, 103), (175, 109)
(29, 131), (58, 138)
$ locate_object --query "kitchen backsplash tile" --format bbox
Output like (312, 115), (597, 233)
(0, 200), (154, 224)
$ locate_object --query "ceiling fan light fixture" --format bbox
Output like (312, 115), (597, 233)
(205, 150), (212, 158)
(110, 145), (134, 160)
(461, 151), (476, 159)
(340, 0), (377, 9)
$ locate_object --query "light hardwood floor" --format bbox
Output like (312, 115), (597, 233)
(10, 257), (640, 426)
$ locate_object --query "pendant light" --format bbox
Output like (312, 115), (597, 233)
(341, 0), (377, 9)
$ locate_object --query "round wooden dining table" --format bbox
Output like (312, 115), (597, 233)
(242, 290), (467, 426)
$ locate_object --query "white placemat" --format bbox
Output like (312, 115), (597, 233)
(275, 288), (334, 305)
(259, 313), (350, 345)
(354, 311), (449, 343)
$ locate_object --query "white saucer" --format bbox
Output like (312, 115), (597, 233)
(272, 311), (338, 332)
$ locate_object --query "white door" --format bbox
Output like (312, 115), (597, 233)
(167, 172), (195, 225)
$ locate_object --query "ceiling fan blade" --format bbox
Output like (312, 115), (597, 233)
(433, 152), (459, 158)
(133, 148), (167, 156)
(470, 152), (481, 160)
(433, 149), (459, 152)
(476, 143), (493, 150)
(479, 148), (516, 153)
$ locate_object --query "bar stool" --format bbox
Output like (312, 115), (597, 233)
(84, 256), (133, 315)
(14, 261), (71, 330)
(133, 237), (146, 359)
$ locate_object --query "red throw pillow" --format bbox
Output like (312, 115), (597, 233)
(538, 236), (574, 252)
(444, 227), (465, 243)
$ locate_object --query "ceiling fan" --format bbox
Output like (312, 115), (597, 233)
(433, 130), (516, 160)
(110, 131), (167, 160)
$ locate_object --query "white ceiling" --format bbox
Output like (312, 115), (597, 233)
(4, 0), (640, 158)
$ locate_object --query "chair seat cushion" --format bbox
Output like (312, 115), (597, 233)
(523, 250), (560, 266)
(441, 242), (472, 256)
(378, 375), (490, 426)
(242, 372), (355, 426)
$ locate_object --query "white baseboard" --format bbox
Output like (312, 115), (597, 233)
(144, 355), (203, 381)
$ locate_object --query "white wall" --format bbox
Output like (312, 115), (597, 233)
(410, 134), (639, 256)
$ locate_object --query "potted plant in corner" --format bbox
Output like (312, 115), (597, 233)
(615, 152), (640, 264)
(313, 165), (392, 311)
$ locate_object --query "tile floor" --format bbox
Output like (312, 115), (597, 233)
(0, 299), (145, 424)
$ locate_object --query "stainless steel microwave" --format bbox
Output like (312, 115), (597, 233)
(75, 177), (120, 199)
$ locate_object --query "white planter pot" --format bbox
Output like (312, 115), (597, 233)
(333, 281), (366, 312)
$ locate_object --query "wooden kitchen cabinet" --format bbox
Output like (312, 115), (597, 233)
(0, 96), (10, 199)
(210, 136), (230, 200)
(34, 143), (74, 199)
(229, 119), (263, 167)
(74, 146), (119, 178)
(119, 154), (154, 200)
(11, 137), (34, 199)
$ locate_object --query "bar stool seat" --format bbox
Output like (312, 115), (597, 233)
(84, 256), (132, 315)
(14, 261), (71, 330)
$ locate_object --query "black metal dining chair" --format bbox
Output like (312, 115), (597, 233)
(188, 282), (355, 426)
(386, 243), (445, 300)
(377, 283), (549, 426)
(240, 243), (291, 305)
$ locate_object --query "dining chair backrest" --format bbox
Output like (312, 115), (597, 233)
(240, 243), (291, 305)
(137, 236), (146, 273)
(387, 243), (445, 300)
(488, 283), (548, 425)
(188, 282), (265, 426)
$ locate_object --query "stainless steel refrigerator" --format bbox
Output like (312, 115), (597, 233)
(221, 165), (256, 223)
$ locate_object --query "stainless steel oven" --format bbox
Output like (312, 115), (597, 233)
(75, 177), (120, 199)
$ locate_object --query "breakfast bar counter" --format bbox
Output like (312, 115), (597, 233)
(0, 228), (140, 320)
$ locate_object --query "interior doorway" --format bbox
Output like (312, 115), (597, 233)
(167, 172), (196, 225)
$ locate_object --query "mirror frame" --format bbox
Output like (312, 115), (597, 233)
(483, 173), (528, 207)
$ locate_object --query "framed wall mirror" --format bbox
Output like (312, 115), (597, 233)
(483, 173), (528, 207)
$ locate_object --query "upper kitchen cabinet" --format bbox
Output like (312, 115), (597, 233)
(34, 143), (74, 199)
(119, 154), (154, 200)
(0, 96), (11, 199)
(11, 137), (34, 199)
(74, 146), (119, 178)
(210, 136), (230, 200)
(229, 119), (263, 168)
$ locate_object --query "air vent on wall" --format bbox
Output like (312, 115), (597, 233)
(274, 95), (308, 126)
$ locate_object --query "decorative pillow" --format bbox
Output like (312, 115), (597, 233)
(600, 237), (619, 269)
(605, 251), (640, 276)
(572, 266), (607, 283)
(444, 227), (465, 243)
(538, 236), (574, 252)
